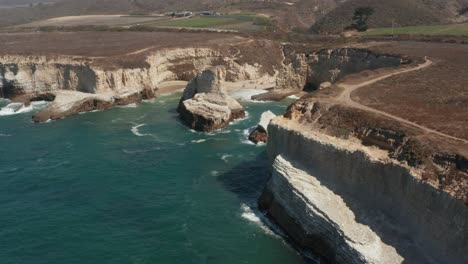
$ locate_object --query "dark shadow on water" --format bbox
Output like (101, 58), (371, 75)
(217, 151), (318, 264)
(217, 151), (271, 203)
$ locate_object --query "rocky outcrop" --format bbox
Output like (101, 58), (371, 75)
(248, 110), (276, 144)
(260, 112), (468, 263)
(306, 48), (402, 89)
(274, 47), (403, 91)
(32, 88), (155, 122)
(178, 67), (245, 132)
(0, 40), (284, 121)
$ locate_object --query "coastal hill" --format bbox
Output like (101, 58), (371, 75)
(311, 0), (468, 33)
(1, 0), (467, 31)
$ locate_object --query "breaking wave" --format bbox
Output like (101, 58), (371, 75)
(240, 203), (280, 237)
(287, 95), (300, 100)
(119, 103), (137, 108)
(131, 124), (149, 137)
(191, 139), (207, 144)
(122, 147), (161, 154)
(0, 101), (48, 116)
(231, 89), (268, 102)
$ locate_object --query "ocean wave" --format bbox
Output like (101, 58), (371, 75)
(0, 167), (19, 173)
(220, 154), (233, 163)
(241, 139), (255, 146)
(231, 89), (268, 102)
(210, 171), (219, 176)
(191, 139), (207, 144)
(287, 95), (300, 100)
(240, 204), (279, 237)
(119, 103), (137, 108)
(142, 98), (157, 103)
(0, 101), (48, 116)
(131, 124), (149, 137)
(206, 129), (231, 136)
(229, 111), (249, 125)
(242, 127), (255, 137)
(37, 161), (70, 171)
(0, 133), (12, 137)
(122, 147), (161, 154)
(256, 142), (266, 147)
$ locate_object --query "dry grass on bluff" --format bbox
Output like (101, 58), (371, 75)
(353, 41), (468, 141)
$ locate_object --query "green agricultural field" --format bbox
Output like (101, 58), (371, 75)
(366, 23), (468, 36)
(150, 14), (271, 31)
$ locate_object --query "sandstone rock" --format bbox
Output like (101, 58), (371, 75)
(261, 117), (468, 263)
(319, 81), (332, 89)
(249, 111), (276, 144)
(179, 93), (245, 132)
(179, 66), (226, 102)
(32, 88), (157, 123)
(178, 66), (245, 132)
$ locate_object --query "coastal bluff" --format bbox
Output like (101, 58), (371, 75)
(177, 66), (245, 132)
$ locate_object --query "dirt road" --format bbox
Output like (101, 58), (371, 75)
(337, 58), (468, 144)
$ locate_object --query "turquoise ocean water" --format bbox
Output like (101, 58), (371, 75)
(0, 93), (305, 264)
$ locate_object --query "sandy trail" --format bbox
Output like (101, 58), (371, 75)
(337, 58), (468, 144)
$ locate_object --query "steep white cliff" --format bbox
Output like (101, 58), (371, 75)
(260, 118), (468, 263)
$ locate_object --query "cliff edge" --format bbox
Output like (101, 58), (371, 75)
(260, 99), (468, 263)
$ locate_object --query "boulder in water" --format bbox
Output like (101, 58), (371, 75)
(249, 110), (276, 144)
(178, 66), (245, 132)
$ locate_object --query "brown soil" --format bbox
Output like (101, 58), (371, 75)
(0, 31), (237, 57)
(353, 41), (468, 141)
(284, 99), (468, 202)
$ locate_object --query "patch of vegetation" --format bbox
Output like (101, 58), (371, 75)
(347, 7), (374, 32)
(150, 14), (271, 31)
(366, 23), (468, 36)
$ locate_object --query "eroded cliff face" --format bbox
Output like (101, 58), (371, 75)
(306, 48), (402, 89)
(275, 47), (403, 91)
(0, 47), (275, 98)
(0, 40), (285, 121)
(260, 103), (468, 263)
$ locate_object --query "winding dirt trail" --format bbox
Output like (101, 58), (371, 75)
(337, 58), (468, 144)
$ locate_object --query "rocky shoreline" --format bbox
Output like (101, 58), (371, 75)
(259, 99), (468, 263)
(1, 34), (467, 264)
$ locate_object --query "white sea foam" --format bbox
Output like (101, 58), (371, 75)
(119, 103), (137, 108)
(210, 171), (219, 176)
(229, 111), (249, 125)
(240, 204), (278, 236)
(206, 129), (231, 136)
(37, 161), (70, 171)
(221, 154), (233, 163)
(0, 101), (48, 116)
(122, 147), (161, 154)
(191, 139), (207, 143)
(256, 142), (266, 147)
(131, 124), (149, 137)
(0, 133), (11, 137)
(242, 127), (256, 137)
(241, 139), (255, 145)
(287, 95), (300, 100)
(0, 167), (19, 173)
(231, 89), (268, 102)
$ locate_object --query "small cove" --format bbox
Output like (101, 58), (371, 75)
(0, 93), (305, 264)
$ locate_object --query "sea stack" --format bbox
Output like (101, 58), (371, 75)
(249, 110), (276, 144)
(178, 66), (245, 132)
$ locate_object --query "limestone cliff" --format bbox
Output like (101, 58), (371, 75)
(260, 101), (468, 263)
(0, 40), (283, 121)
(275, 47), (403, 91)
(178, 67), (245, 132)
